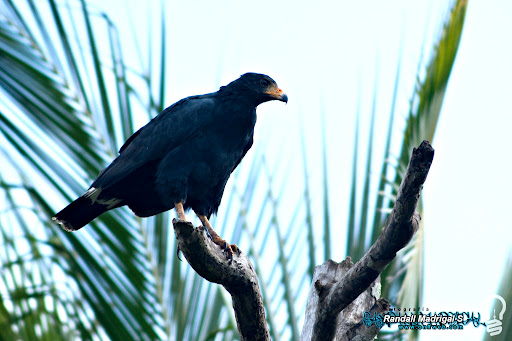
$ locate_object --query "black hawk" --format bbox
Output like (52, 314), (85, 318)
(53, 73), (288, 257)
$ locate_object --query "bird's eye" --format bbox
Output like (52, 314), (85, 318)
(260, 79), (270, 88)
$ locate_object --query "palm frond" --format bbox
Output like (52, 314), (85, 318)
(381, 0), (467, 308)
(345, 3), (467, 340)
(0, 1), (168, 338)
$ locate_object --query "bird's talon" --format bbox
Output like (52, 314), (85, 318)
(231, 244), (241, 255)
(223, 243), (234, 262)
(201, 225), (213, 240)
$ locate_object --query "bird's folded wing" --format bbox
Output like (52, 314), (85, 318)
(93, 95), (217, 189)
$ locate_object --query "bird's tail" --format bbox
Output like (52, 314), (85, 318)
(52, 195), (109, 231)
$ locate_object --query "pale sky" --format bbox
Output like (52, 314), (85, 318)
(80, 0), (512, 339)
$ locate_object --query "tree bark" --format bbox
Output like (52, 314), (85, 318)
(300, 257), (391, 341)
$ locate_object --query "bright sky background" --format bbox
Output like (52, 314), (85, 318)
(84, 0), (512, 340)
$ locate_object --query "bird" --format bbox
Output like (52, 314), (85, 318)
(53, 72), (288, 258)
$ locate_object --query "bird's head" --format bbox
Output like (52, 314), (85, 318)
(224, 73), (288, 105)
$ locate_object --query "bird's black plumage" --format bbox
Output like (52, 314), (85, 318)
(53, 73), (287, 231)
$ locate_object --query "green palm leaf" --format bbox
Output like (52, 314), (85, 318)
(381, 0), (467, 307)
(346, 0), (467, 339)
(0, 1), (167, 338)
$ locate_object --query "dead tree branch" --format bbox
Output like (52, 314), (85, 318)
(173, 220), (269, 341)
(301, 140), (434, 341)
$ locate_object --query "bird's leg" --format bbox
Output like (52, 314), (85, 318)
(174, 202), (187, 221)
(196, 214), (240, 260)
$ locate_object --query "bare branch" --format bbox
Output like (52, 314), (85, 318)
(304, 140), (434, 341)
(173, 220), (270, 341)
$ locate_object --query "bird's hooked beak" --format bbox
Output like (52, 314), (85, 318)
(266, 87), (288, 103)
